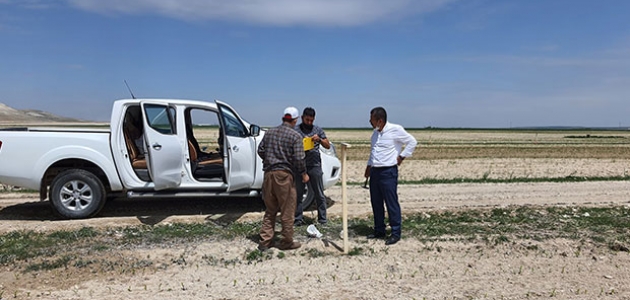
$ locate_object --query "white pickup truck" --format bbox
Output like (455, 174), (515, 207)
(0, 99), (341, 219)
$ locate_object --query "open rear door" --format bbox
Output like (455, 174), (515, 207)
(216, 100), (256, 192)
(141, 101), (182, 190)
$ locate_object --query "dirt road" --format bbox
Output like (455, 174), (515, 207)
(2, 181), (630, 233)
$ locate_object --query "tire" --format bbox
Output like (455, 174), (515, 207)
(301, 185), (315, 211)
(49, 169), (107, 219)
(258, 190), (266, 210)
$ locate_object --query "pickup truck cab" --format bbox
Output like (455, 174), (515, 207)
(0, 99), (341, 219)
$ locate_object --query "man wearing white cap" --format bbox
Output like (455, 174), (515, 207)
(257, 107), (310, 251)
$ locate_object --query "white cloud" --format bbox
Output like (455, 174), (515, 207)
(65, 0), (456, 26)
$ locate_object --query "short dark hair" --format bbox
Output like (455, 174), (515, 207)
(302, 107), (316, 117)
(370, 107), (387, 123)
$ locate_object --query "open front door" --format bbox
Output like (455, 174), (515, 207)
(141, 101), (182, 190)
(216, 101), (256, 192)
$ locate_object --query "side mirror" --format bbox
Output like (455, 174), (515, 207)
(250, 124), (261, 137)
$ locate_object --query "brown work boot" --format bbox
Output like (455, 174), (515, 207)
(278, 241), (301, 250)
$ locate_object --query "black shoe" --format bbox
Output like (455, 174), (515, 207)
(385, 235), (400, 245)
(294, 220), (306, 226)
(367, 232), (386, 239)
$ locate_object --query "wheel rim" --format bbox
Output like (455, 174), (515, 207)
(59, 180), (93, 211)
(301, 185), (314, 210)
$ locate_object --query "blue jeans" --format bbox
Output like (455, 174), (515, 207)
(369, 166), (401, 237)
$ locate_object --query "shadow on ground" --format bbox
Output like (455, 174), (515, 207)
(0, 195), (338, 225)
(0, 197), (266, 224)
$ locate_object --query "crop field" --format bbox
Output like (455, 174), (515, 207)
(192, 127), (630, 159)
(321, 129), (630, 184)
(3, 127), (630, 193)
(326, 128), (630, 159)
(179, 127), (630, 160)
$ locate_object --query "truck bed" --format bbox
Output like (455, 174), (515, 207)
(0, 129), (116, 190)
(0, 127), (110, 133)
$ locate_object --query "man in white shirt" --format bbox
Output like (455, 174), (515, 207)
(364, 107), (418, 245)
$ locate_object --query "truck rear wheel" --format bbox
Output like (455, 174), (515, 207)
(50, 169), (107, 219)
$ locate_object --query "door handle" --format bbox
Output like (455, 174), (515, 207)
(152, 143), (162, 150)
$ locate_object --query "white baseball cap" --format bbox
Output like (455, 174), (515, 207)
(283, 107), (299, 119)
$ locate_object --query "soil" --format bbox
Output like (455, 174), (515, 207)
(2, 178), (630, 299)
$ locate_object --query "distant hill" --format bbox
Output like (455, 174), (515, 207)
(0, 102), (84, 123)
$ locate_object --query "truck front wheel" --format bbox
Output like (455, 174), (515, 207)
(50, 169), (107, 219)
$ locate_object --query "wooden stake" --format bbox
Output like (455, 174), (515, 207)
(340, 143), (350, 254)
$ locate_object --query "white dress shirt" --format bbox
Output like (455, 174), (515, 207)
(367, 122), (417, 167)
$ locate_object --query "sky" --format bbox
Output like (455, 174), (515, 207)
(1, 0), (629, 128)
